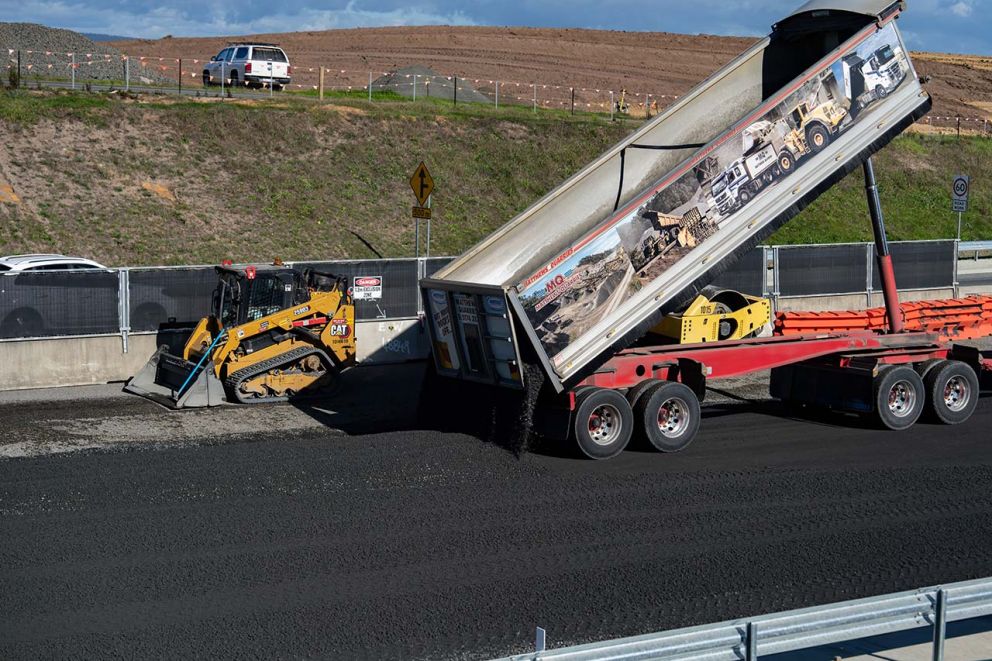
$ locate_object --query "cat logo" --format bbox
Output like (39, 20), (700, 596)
(329, 319), (351, 337)
(294, 306), (310, 316)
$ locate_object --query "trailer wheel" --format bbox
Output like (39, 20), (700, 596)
(875, 84), (887, 99)
(873, 365), (924, 430)
(739, 189), (752, 205)
(923, 361), (979, 425)
(572, 388), (633, 460)
(807, 124), (831, 153)
(625, 379), (660, 410)
(635, 382), (700, 453)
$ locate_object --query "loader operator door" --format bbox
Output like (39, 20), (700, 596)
(212, 268), (298, 326)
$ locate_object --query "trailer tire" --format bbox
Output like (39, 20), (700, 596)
(873, 365), (924, 430)
(572, 388), (633, 460)
(875, 84), (887, 99)
(923, 360), (979, 425)
(625, 379), (660, 410)
(635, 381), (700, 453)
(739, 188), (752, 206)
(806, 124), (831, 153)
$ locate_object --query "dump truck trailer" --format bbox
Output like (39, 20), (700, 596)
(421, 1), (932, 393)
(418, 1), (992, 459)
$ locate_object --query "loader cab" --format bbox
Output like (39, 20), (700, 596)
(212, 265), (303, 327)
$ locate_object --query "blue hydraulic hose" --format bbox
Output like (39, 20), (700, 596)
(177, 327), (227, 397)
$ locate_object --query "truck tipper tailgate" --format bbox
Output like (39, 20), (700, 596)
(423, 1), (931, 391)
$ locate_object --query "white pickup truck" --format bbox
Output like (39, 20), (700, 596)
(202, 43), (292, 89)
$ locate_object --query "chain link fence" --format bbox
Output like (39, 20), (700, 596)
(0, 242), (962, 341)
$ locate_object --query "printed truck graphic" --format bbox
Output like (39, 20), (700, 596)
(515, 22), (914, 363)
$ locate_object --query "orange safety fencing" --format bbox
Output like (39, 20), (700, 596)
(775, 295), (992, 342)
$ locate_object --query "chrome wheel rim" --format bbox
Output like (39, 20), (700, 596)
(943, 376), (970, 412)
(887, 380), (917, 418)
(657, 397), (689, 437)
(588, 404), (622, 446)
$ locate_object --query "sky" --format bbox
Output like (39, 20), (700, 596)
(0, 0), (989, 54)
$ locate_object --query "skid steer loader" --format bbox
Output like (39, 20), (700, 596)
(125, 262), (356, 408)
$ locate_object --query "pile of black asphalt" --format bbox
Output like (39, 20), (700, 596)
(2, 391), (991, 659)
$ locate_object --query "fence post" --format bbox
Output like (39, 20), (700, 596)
(495, 80), (498, 109)
(124, 55), (129, 92)
(412, 73), (416, 101)
(932, 588), (947, 661)
(71, 52), (75, 90)
(772, 246), (781, 309)
(118, 269), (130, 354)
(956, 116), (961, 138)
(178, 58), (182, 95)
(368, 71), (372, 102)
(17, 50), (21, 88)
(745, 622), (758, 661)
(570, 87), (575, 115)
(532, 83), (537, 112)
(319, 66), (325, 100)
(453, 75), (457, 106)
(610, 90), (614, 121)
(865, 242), (874, 307)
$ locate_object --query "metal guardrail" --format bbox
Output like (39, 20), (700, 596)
(501, 577), (992, 661)
(960, 241), (992, 260)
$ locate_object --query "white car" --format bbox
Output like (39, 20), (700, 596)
(0, 253), (107, 272)
(0, 254), (113, 337)
(202, 43), (292, 90)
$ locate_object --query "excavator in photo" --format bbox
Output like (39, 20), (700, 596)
(125, 262), (356, 408)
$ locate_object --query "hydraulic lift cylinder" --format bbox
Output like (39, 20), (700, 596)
(863, 158), (904, 333)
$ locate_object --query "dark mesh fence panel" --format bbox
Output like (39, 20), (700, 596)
(873, 241), (956, 291)
(0, 270), (120, 339)
(128, 267), (218, 331)
(778, 244), (868, 296)
(709, 248), (765, 296)
(424, 257), (455, 277)
(297, 259), (421, 319)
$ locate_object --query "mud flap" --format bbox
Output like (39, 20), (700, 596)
(123, 346), (227, 409)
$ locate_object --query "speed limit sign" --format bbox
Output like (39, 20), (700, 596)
(952, 175), (970, 212)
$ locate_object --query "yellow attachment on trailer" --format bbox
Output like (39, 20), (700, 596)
(653, 288), (771, 344)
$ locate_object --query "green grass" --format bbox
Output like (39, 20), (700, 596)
(0, 90), (987, 267)
(774, 133), (992, 244)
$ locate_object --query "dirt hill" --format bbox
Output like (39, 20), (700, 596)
(0, 92), (988, 267)
(108, 26), (992, 120)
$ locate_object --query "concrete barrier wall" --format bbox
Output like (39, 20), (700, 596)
(0, 319), (433, 391)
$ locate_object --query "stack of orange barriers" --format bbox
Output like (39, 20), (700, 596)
(775, 295), (992, 342)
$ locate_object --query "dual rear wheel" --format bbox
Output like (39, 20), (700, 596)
(571, 381), (700, 460)
(872, 361), (979, 430)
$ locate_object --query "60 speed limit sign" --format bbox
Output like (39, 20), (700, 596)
(952, 175), (970, 212)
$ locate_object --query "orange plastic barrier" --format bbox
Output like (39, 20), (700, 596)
(775, 295), (992, 342)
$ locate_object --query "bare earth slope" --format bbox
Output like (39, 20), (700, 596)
(109, 26), (992, 120)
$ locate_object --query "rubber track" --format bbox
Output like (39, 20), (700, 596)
(224, 345), (333, 404)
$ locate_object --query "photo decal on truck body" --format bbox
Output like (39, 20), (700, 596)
(515, 23), (911, 363)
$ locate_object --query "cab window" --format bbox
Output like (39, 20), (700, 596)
(234, 47), (249, 59)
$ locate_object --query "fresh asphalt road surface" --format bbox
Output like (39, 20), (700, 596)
(2, 369), (991, 659)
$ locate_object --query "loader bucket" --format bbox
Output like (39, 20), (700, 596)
(124, 345), (227, 409)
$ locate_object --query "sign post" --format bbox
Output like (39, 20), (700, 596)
(952, 174), (970, 241)
(409, 161), (435, 258)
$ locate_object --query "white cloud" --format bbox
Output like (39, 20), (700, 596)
(949, 1), (973, 18)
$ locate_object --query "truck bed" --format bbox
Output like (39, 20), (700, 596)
(422, 1), (932, 391)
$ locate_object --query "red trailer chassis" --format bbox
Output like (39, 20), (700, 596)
(546, 159), (991, 460)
